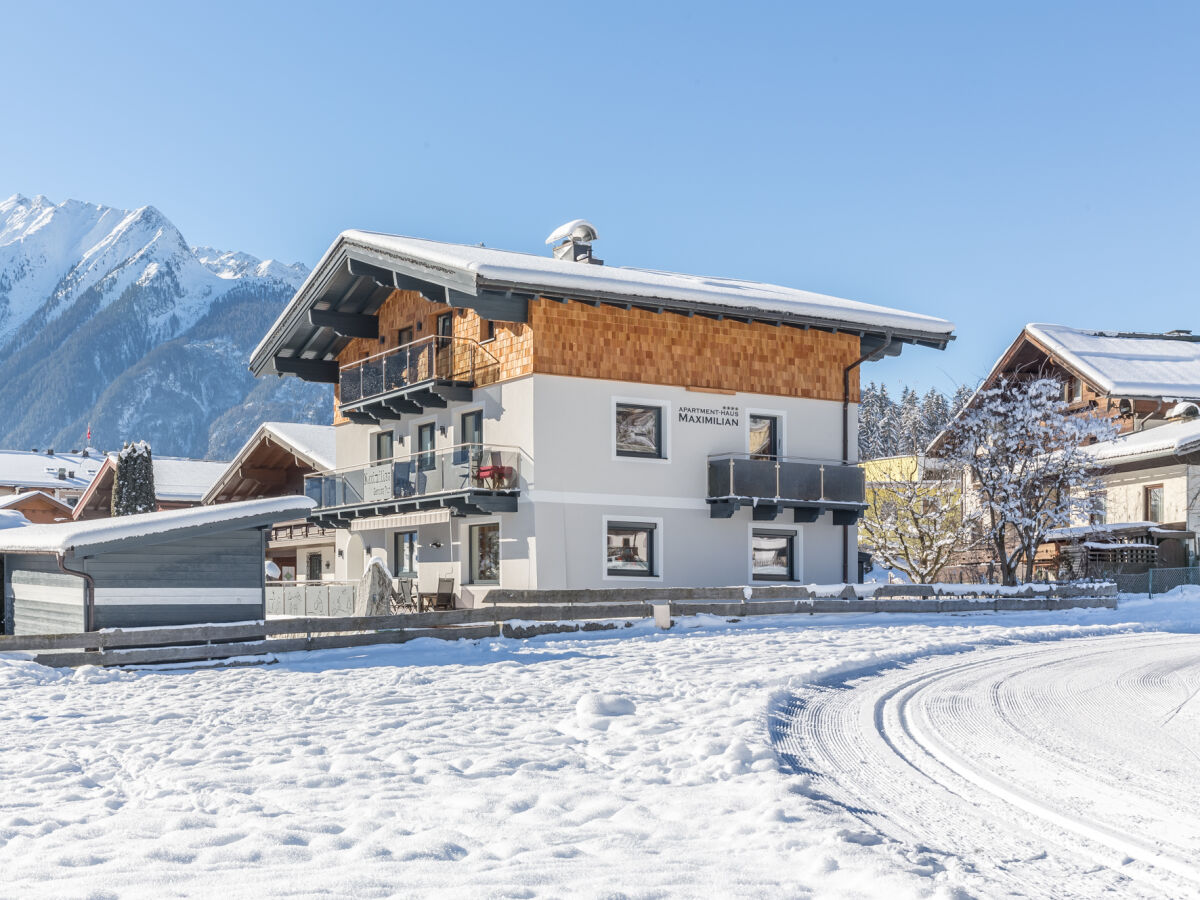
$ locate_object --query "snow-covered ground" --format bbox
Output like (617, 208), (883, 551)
(3, 593), (1200, 898)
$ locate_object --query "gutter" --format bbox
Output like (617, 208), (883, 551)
(840, 332), (894, 582)
(56, 551), (95, 632)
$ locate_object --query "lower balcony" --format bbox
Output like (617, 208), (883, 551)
(706, 453), (866, 524)
(305, 444), (520, 527)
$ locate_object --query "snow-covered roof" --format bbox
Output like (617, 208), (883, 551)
(202, 422), (335, 505)
(0, 496), (315, 554)
(0, 491), (73, 512)
(252, 230), (954, 375)
(261, 422), (336, 471)
(1026, 324), (1200, 400)
(1085, 418), (1200, 466)
(150, 457), (229, 501)
(0, 449), (104, 491)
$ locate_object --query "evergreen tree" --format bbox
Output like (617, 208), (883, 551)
(875, 383), (898, 458)
(919, 388), (951, 452)
(858, 382), (883, 460)
(897, 387), (923, 454)
(111, 441), (156, 516)
(951, 383), (974, 416)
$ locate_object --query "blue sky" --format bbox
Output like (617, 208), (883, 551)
(2, 1), (1197, 394)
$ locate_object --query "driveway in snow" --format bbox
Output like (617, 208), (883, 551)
(777, 631), (1200, 897)
(2, 596), (1199, 898)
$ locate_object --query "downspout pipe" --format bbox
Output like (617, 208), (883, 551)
(57, 551), (95, 633)
(841, 332), (895, 583)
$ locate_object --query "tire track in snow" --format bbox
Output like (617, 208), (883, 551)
(774, 633), (1200, 898)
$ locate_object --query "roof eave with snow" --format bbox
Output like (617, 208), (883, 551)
(0, 496), (315, 555)
(251, 232), (955, 378)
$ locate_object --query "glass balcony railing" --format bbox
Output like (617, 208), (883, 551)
(304, 443), (521, 512)
(339, 335), (501, 406)
(707, 453), (866, 506)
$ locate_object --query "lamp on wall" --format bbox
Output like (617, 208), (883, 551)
(431, 540), (444, 549)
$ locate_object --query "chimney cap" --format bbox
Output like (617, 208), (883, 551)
(545, 219), (599, 246)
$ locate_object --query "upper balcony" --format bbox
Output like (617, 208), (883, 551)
(706, 453), (866, 524)
(338, 335), (501, 424)
(305, 443), (520, 527)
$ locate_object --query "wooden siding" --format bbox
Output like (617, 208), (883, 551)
(334, 289), (533, 424)
(529, 299), (863, 401)
(330, 290), (864, 425)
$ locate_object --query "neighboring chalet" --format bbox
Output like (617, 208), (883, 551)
(250, 224), (953, 603)
(0, 491), (74, 524)
(72, 456), (228, 520)
(939, 323), (1200, 579)
(203, 422), (337, 582)
(0, 449), (104, 506)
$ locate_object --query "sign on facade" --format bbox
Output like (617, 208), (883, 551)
(678, 404), (740, 427)
(363, 464), (393, 502)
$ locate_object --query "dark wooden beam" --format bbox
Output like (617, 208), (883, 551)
(274, 357), (339, 383)
(308, 309), (379, 339)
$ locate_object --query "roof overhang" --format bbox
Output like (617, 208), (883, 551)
(250, 234), (953, 380)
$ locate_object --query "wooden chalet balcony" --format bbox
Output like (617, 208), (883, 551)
(305, 443), (520, 526)
(269, 522), (337, 544)
(706, 453), (867, 524)
(338, 335), (500, 424)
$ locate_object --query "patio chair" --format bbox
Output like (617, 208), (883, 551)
(391, 578), (418, 614)
(420, 577), (456, 611)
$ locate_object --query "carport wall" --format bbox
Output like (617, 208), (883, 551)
(3, 529), (267, 635)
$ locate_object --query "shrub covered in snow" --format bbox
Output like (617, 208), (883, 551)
(111, 440), (156, 517)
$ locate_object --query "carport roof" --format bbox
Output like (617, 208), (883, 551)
(0, 496), (315, 555)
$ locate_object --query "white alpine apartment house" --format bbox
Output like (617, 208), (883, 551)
(250, 226), (953, 604)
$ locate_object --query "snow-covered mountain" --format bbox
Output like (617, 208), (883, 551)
(0, 194), (330, 459)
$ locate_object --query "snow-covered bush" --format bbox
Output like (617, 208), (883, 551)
(111, 440), (156, 516)
(939, 377), (1117, 585)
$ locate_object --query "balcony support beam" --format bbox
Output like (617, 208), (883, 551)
(751, 504), (782, 521)
(792, 507), (822, 524)
(708, 500), (740, 519)
(274, 357), (340, 383)
(308, 309), (379, 339)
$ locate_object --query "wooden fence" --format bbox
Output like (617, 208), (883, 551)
(0, 590), (1119, 669)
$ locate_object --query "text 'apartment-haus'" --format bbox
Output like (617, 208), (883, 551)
(250, 223), (953, 604)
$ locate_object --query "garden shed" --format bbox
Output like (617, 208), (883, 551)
(1, 496), (315, 635)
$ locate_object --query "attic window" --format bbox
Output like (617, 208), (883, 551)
(1063, 377), (1082, 403)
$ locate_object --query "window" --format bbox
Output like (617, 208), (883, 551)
(469, 522), (500, 584)
(1145, 484), (1164, 523)
(1063, 376), (1082, 403)
(417, 423), (436, 471)
(749, 414), (779, 459)
(371, 430), (394, 463)
(752, 531), (795, 581)
(480, 319), (495, 342)
(1091, 492), (1107, 526)
(436, 312), (453, 338)
(306, 552), (323, 582)
(606, 521), (656, 577)
(394, 531), (417, 576)
(397, 326), (414, 347)
(615, 403), (663, 458)
(457, 410), (483, 464)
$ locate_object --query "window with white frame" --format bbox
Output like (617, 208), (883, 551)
(615, 403), (663, 458)
(749, 414), (779, 459)
(469, 522), (500, 584)
(606, 521), (656, 576)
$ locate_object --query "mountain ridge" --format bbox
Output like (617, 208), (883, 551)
(0, 194), (330, 459)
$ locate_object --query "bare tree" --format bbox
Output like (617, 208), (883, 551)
(860, 456), (979, 583)
(940, 377), (1116, 585)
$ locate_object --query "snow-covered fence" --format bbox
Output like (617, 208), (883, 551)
(0, 588), (1120, 668)
(1115, 566), (1200, 598)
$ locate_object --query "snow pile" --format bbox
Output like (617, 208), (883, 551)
(2, 592), (1199, 896)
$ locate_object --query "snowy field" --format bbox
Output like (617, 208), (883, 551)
(3, 594), (1200, 898)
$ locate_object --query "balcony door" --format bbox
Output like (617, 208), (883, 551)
(749, 414), (779, 459)
(436, 312), (454, 379)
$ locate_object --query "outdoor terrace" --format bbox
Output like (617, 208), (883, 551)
(305, 443), (520, 527)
